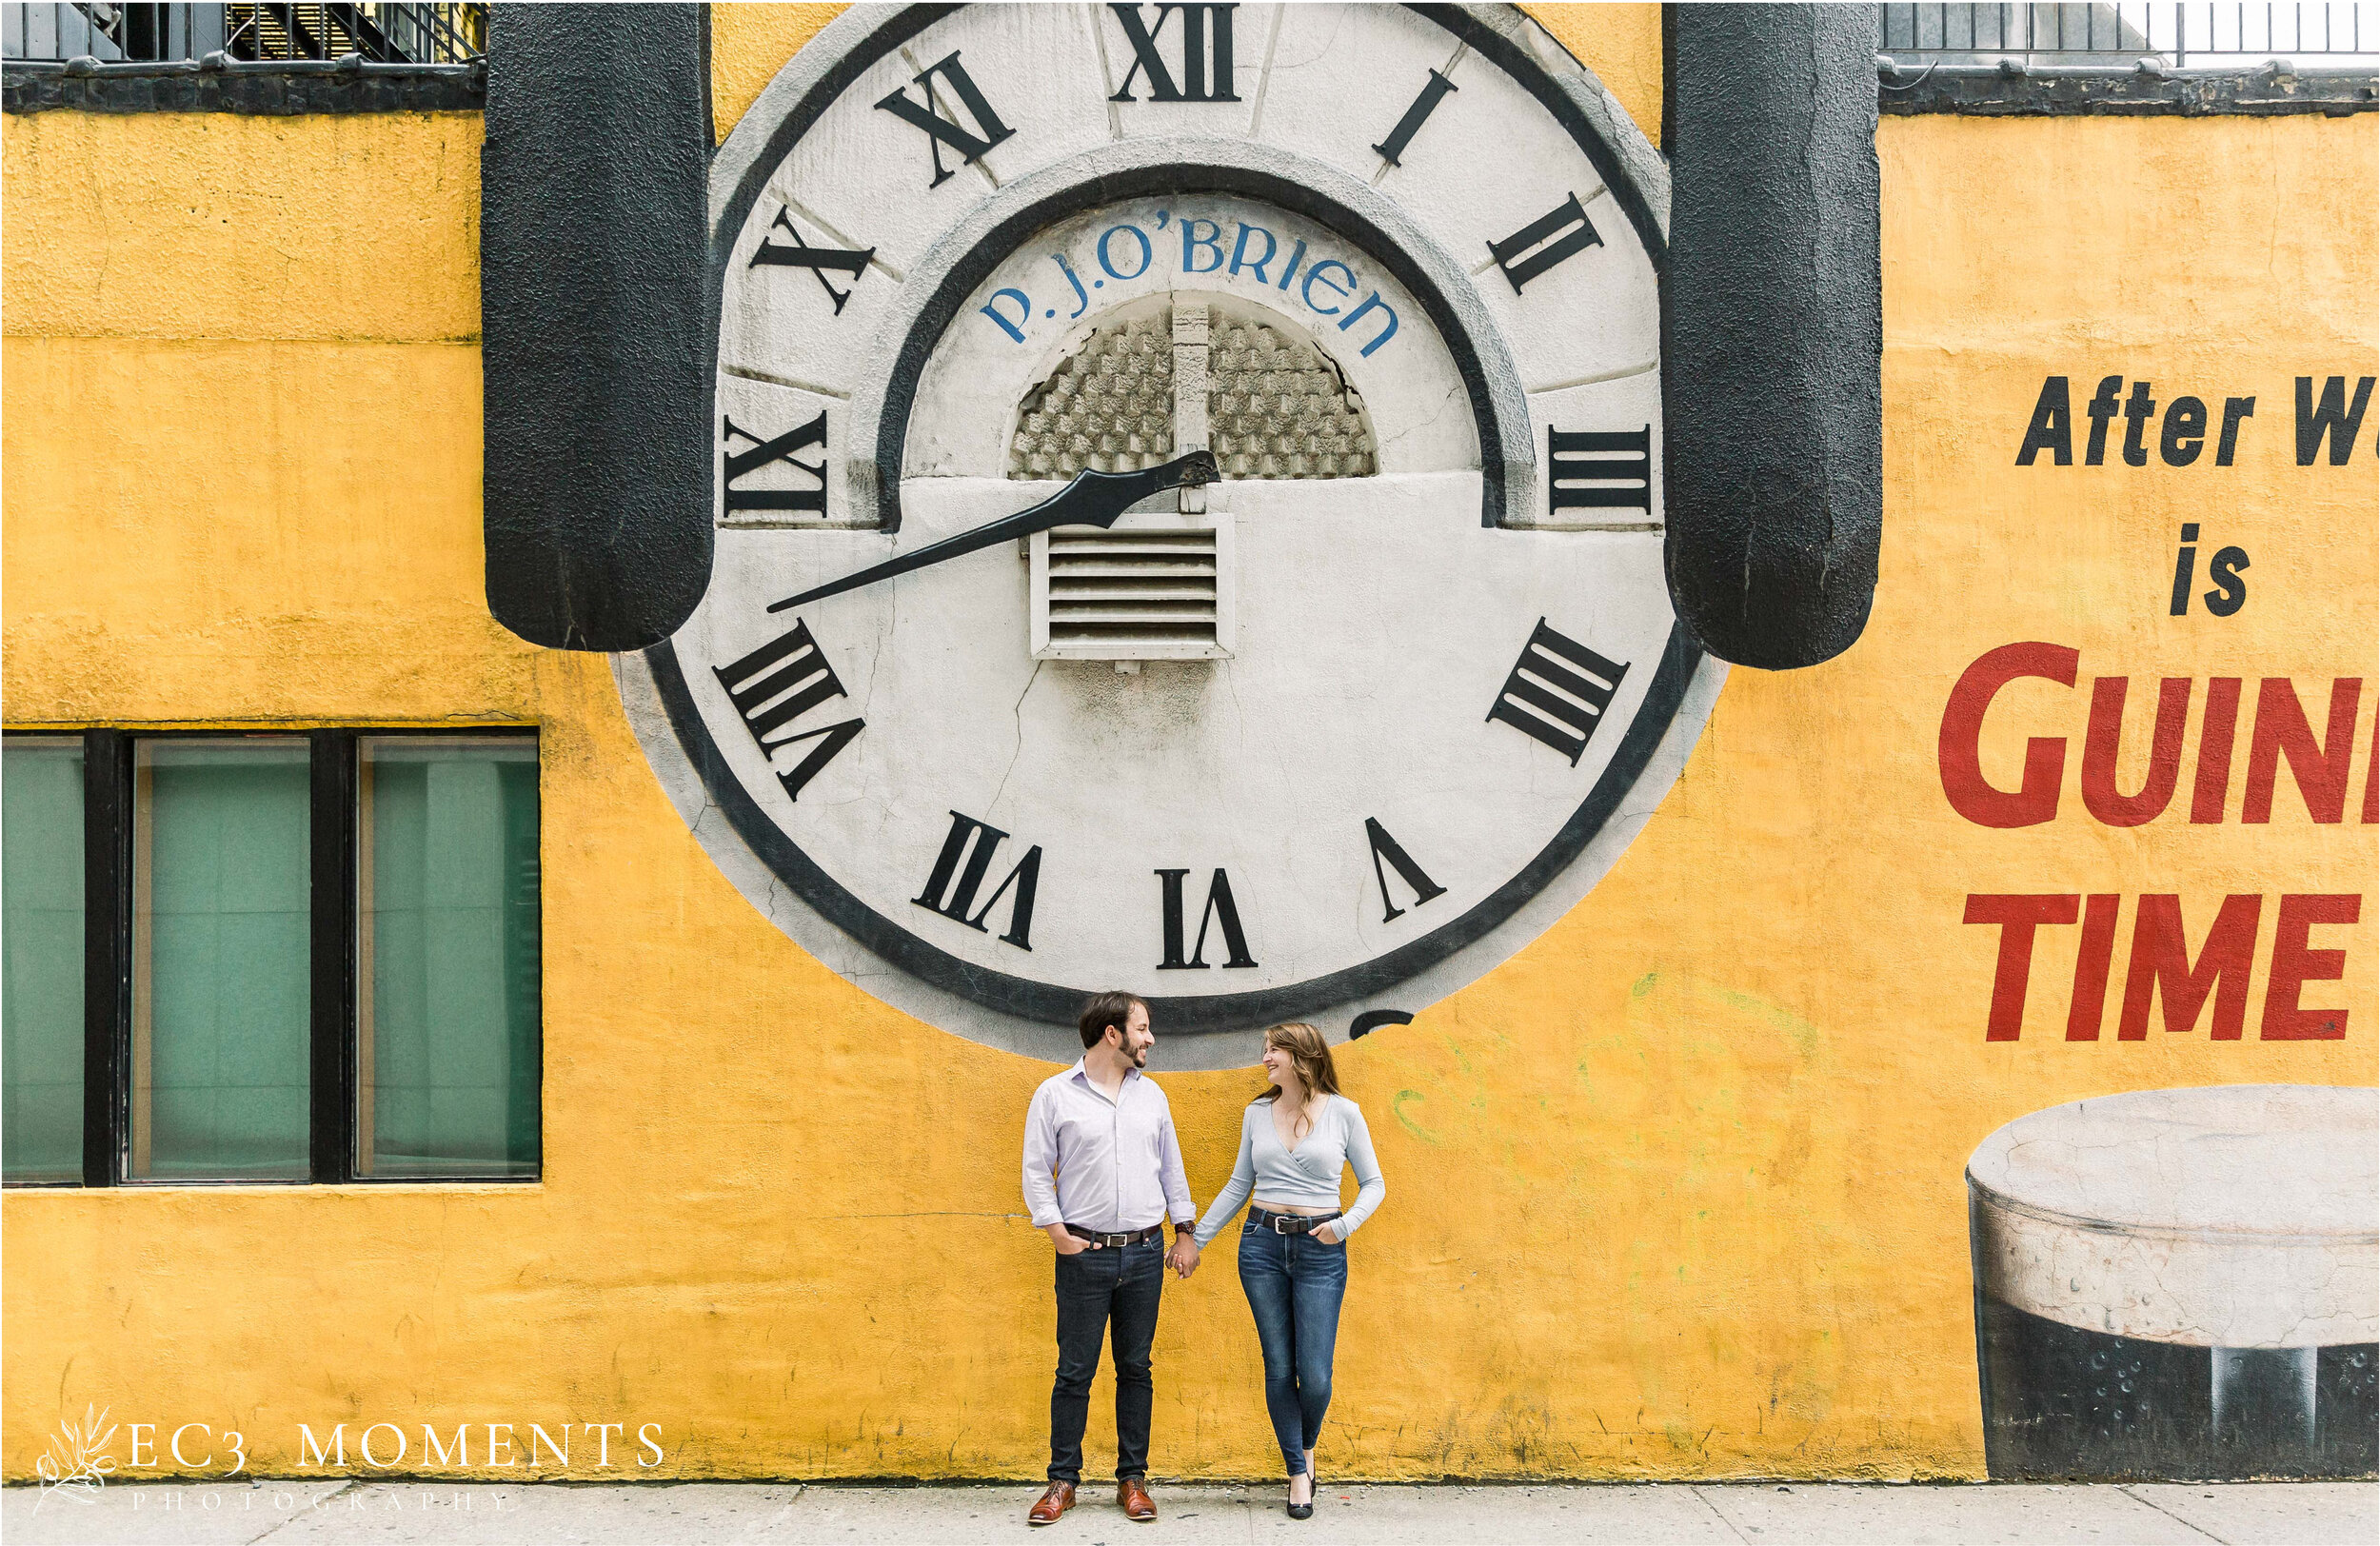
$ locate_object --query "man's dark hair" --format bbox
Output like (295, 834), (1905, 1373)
(1078, 991), (1148, 1050)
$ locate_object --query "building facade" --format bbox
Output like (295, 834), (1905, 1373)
(4, 2), (2374, 1485)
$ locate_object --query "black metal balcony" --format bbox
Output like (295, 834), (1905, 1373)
(1875, 3), (2377, 113)
(1878, 2), (2371, 65)
(2, 2), (483, 64)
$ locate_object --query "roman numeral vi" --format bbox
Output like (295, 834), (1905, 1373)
(874, 50), (1017, 188)
(712, 619), (864, 801)
(914, 812), (1041, 950)
(1487, 619), (1630, 765)
(1155, 867), (1257, 969)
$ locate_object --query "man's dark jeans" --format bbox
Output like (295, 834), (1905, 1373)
(1048, 1235), (1165, 1483)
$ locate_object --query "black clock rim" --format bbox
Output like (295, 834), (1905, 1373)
(680, 1), (1694, 1040)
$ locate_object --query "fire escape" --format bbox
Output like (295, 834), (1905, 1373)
(224, 3), (481, 64)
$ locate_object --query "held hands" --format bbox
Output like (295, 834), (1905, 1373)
(1168, 1232), (1201, 1279)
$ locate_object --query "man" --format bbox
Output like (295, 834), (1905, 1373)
(1021, 991), (1200, 1525)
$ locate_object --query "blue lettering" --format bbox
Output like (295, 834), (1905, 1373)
(1050, 253), (1093, 319)
(1098, 225), (1154, 282)
(1180, 217), (1224, 275)
(1339, 291), (1398, 357)
(1277, 238), (1308, 291)
(1228, 224), (1277, 284)
(1301, 259), (1357, 317)
(980, 287), (1033, 343)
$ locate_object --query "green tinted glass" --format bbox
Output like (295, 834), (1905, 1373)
(131, 739), (311, 1181)
(4, 738), (87, 1182)
(360, 737), (539, 1179)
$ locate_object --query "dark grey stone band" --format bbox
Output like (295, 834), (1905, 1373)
(3, 57), (485, 114)
(1880, 61), (2378, 116)
(480, 2), (714, 652)
(1662, 4), (1883, 671)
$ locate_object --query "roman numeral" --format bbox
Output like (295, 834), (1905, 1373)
(1108, 3), (1240, 103)
(1155, 867), (1257, 969)
(1486, 192), (1602, 295)
(874, 50), (1017, 188)
(913, 812), (1041, 950)
(1547, 426), (1651, 511)
(722, 412), (827, 515)
(1486, 619), (1630, 766)
(1363, 818), (1446, 924)
(1371, 68), (1458, 167)
(712, 620), (864, 801)
(748, 207), (876, 315)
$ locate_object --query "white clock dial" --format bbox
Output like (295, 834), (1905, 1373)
(621, 2), (1724, 1065)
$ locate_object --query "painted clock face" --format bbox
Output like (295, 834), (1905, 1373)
(621, 2), (1724, 1064)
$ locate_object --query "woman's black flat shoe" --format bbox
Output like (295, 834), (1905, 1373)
(1287, 1468), (1314, 1520)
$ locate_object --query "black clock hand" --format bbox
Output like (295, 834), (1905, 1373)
(764, 450), (1220, 614)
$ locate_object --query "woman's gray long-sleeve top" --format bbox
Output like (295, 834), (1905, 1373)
(1193, 1094), (1386, 1245)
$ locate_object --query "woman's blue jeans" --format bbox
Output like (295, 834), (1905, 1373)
(1236, 1218), (1348, 1477)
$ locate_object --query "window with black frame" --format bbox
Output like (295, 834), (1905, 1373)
(2, 735), (86, 1183)
(0, 728), (540, 1186)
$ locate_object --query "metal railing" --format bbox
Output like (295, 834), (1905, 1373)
(2, 2), (482, 63)
(1879, 3), (2374, 64)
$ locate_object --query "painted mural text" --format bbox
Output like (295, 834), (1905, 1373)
(2015, 375), (2376, 466)
(1942, 642), (2372, 1043)
(2167, 522), (2248, 617)
(979, 211), (1400, 358)
(1964, 892), (2357, 1042)
(1939, 644), (2373, 829)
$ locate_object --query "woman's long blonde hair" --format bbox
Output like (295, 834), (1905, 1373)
(1259, 1022), (1340, 1139)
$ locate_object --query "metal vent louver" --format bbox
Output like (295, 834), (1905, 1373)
(1031, 515), (1234, 661)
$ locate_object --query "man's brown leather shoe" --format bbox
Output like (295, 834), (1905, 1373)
(1118, 1477), (1158, 1522)
(1027, 1481), (1075, 1525)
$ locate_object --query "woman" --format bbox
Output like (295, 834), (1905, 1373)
(1192, 1022), (1386, 1519)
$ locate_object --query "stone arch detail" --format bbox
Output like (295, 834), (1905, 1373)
(1006, 298), (1377, 482)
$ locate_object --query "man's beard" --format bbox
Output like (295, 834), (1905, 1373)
(1129, 1042), (1149, 1067)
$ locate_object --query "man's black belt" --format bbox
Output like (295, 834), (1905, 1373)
(1065, 1223), (1165, 1249)
(1250, 1206), (1343, 1236)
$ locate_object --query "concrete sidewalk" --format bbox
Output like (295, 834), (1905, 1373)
(5, 1479), (2375, 1545)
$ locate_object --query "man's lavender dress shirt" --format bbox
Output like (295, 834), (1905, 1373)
(1022, 1059), (1197, 1234)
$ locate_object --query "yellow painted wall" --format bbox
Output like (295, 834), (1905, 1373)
(4, 9), (2372, 1485)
